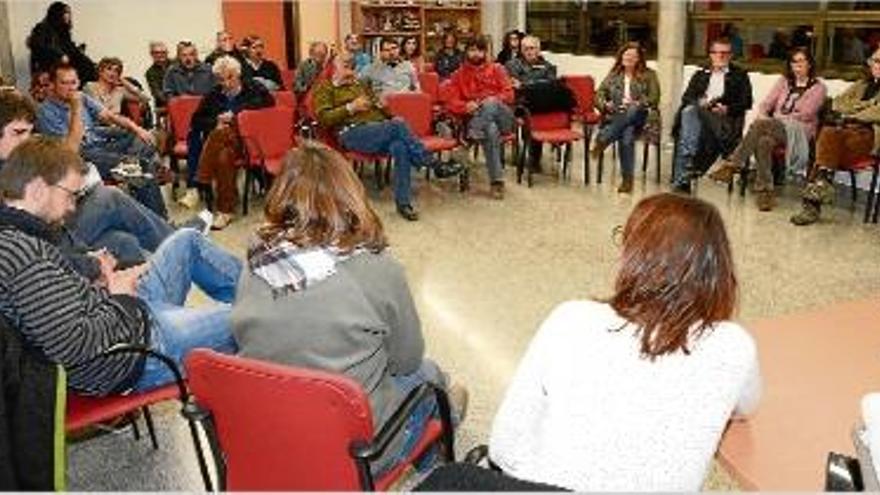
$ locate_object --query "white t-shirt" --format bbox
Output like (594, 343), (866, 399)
(489, 300), (761, 491)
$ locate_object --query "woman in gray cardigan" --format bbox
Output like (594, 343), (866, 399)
(231, 142), (462, 475)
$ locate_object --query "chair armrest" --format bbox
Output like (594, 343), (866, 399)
(95, 343), (188, 400)
(349, 381), (454, 463)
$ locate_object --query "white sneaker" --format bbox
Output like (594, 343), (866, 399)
(177, 188), (200, 209)
(211, 212), (234, 231)
(196, 210), (214, 235)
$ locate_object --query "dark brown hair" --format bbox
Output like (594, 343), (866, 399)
(97, 56), (123, 73)
(0, 90), (36, 132)
(0, 136), (87, 200)
(784, 46), (816, 85)
(257, 141), (387, 253)
(609, 193), (737, 359)
(465, 36), (489, 52)
(611, 41), (647, 76)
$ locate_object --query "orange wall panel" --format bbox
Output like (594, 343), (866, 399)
(222, 1), (288, 68)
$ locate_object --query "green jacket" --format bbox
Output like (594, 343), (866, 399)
(833, 78), (880, 152)
(313, 79), (388, 130)
(597, 68), (662, 136)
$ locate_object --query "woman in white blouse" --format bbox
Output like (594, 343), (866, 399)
(489, 192), (761, 491)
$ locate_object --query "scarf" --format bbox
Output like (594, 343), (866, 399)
(247, 236), (362, 298)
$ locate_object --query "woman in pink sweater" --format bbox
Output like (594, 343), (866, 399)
(710, 47), (826, 212)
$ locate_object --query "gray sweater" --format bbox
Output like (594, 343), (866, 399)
(231, 250), (424, 428)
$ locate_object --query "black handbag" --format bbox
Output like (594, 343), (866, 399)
(826, 451), (864, 491)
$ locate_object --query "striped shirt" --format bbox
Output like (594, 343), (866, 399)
(0, 207), (148, 395)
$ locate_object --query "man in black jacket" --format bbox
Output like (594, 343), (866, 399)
(671, 37), (753, 194)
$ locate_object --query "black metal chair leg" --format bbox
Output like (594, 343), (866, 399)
(865, 165), (879, 223)
(850, 170), (858, 205)
(654, 142), (662, 183)
(242, 170), (252, 216)
(584, 126), (592, 185)
(642, 140), (649, 176)
(128, 412), (141, 441)
(597, 148), (604, 184)
(142, 406), (159, 450)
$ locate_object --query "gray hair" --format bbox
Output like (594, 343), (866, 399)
(212, 55), (241, 77)
(521, 35), (541, 50)
(148, 41), (167, 52)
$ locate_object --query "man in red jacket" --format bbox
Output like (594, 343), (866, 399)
(445, 36), (515, 199)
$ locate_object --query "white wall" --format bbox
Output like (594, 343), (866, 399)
(7, 0), (223, 89)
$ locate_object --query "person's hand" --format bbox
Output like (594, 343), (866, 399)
(465, 100), (480, 113)
(350, 95), (372, 113)
(511, 79), (522, 89)
(67, 90), (82, 109)
(106, 264), (147, 296)
(217, 111), (234, 125)
(712, 103), (728, 115)
(89, 248), (117, 287)
(135, 127), (156, 146)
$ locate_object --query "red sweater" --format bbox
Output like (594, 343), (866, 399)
(444, 61), (515, 115)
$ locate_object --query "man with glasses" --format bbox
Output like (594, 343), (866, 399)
(313, 52), (464, 221)
(671, 37), (753, 194)
(145, 41), (172, 110)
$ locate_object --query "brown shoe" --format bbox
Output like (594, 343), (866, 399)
(707, 157), (738, 184)
(756, 191), (776, 212)
(590, 138), (608, 160)
(490, 181), (505, 200)
(617, 177), (634, 194)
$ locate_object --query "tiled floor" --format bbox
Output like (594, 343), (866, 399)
(68, 145), (880, 490)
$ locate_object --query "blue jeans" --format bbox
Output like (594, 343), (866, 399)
(598, 106), (647, 178)
(133, 229), (242, 391)
(339, 119), (430, 206)
(69, 185), (174, 266)
(371, 359), (449, 476)
(80, 129), (168, 218)
(672, 104), (703, 186)
(186, 129), (206, 188)
(467, 98), (515, 182)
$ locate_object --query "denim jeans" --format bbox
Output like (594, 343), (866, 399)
(371, 359), (450, 476)
(133, 229), (242, 391)
(598, 106), (647, 179)
(339, 119), (430, 206)
(672, 104), (703, 186)
(186, 129), (206, 189)
(467, 98), (515, 182)
(80, 129), (168, 218)
(68, 185), (174, 266)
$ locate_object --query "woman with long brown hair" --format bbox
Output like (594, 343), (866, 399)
(231, 142), (465, 474)
(592, 42), (660, 193)
(489, 193), (761, 491)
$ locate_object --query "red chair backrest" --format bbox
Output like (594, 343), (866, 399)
(185, 349), (376, 491)
(529, 111), (573, 132)
(167, 95), (203, 142)
(561, 75), (596, 116)
(280, 68), (295, 91)
(418, 72), (440, 103)
(237, 106), (296, 174)
(423, 62), (435, 74)
(272, 91), (296, 109)
(385, 92), (433, 137)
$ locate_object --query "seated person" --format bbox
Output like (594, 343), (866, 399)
(361, 38), (420, 99)
(84, 57), (151, 116)
(162, 41), (215, 100)
(489, 193), (761, 491)
(240, 35), (283, 91)
(232, 142), (466, 475)
(0, 90), (207, 266)
(29, 70), (52, 103)
(37, 63), (167, 218)
(0, 136), (241, 395)
(401, 36), (425, 73)
(505, 35), (574, 174)
(192, 55), (274, 230)
(434, 32), (464, 80)
(293, 41), (331, 98)
(790, 45), (880, 226)
(671, 37), (753, 194)
(344, 33), (372, 74)
(144, 41), (172, 111)
(593, 42), (660, 194)
(313, 52), (463, 222)
(496, 30), (524, 66)
(445, 36), (515, 199)
(205, 30), (244, 66)
(710, 48), (826, 212)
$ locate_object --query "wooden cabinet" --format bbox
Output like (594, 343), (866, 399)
(352, 0), (482, 60)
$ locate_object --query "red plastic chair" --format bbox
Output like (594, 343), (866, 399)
(272, 90), (296, 109)
(166, 95), (203, 175)
(184, 349), (454, 491)
(280, 68), (295, 91)
(840, 155), (880, 222)
(237, 106), (296, 215)
(418, 72), (441, 104)
(562, 75), (602, 184)
(520, 110), (585, 187)
(66, 344), (213, 491)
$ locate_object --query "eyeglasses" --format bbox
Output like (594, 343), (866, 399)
(53, 183), (85, 202)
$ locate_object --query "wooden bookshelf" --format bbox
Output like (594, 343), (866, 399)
(352, 0), (482, 61)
